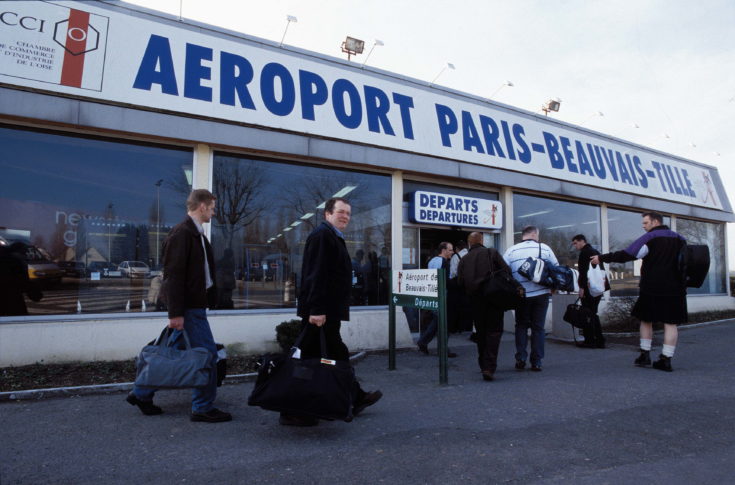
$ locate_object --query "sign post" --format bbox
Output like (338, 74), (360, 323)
(389, 268), (448, 385)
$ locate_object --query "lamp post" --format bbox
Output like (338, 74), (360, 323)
(106, 203), (114, 262)
(155, 179), (163, 268)
(430, 62), (455, 85)
(361, 39), (384, 68)
(280, 15), (297, 47)
(489, 80), (514, 99)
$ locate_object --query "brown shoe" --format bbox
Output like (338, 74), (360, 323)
(353, 390), (383, 416)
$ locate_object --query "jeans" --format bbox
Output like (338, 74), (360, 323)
(133, 308), (218, 413)
(514, 294), (550, 366)
(417, 310), (438, 348)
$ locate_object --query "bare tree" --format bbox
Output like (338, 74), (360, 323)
(212, 159), (267, 249)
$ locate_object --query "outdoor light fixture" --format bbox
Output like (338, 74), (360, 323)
(430, 62), (455, 85)
(280, 15), (298, 47)
(361, 39), (384, 68)
(541, 98), (561, 116)
(341, 36), (365, 60)
(488, 80), (514, 99)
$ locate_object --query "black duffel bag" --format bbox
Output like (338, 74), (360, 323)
(563, 298), (595, 329)
(482, 249), (525, 311)
(248, 325), (355, 422)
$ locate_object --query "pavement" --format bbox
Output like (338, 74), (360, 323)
(2, 321), (735, 485)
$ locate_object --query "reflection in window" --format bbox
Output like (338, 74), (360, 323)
(676, 218), (726, 294)
(211, 154), (391, 310)
(606, 208), (671, 296)
(512, 194), (601, 268)
(0, 125), (192, 316)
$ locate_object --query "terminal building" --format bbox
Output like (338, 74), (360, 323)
(1, 1), (732, 365)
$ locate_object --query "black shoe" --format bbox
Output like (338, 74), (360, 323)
(515, 360), (526, 370)
(417, 344), (429, 354)
(576, 341), (595, 348)
(596, 342), (607, 349)
(652, 355), (673, 372)
(481, 370), (494, 381)
(279, 414), (319, 426)
(447, 351), (458, 358)
(469, 333), (478, 343)
(190, 408), (232, 423)
(634, 350), (651, 367)
(531, 364), (542, 372)
(354, 390), (383, 417)
(126, 392), (163, 416)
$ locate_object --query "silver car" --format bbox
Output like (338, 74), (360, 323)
(118, 261), (151, 278)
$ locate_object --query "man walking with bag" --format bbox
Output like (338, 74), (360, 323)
(457, 232), (511, 381)
(504, 226), (559, 372)
(591, 212), (686, 371)
(280, 197), (382, 426)
(127, 189), (231, 423)
(572, 234), (608, 348)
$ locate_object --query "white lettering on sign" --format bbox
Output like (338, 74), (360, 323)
(410, 191), (502, 229)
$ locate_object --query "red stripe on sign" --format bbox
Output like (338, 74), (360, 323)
(60, 9), (91, 88)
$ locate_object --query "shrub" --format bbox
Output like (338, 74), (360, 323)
(601, 297), (639, 332)
(275, 319), (303, 352)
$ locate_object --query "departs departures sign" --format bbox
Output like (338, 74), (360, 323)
(388, 269), (449, 384)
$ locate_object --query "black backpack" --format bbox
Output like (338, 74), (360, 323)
(679, 243), (710, 288)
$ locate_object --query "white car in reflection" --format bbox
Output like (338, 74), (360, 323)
(118, 261), (151, 278)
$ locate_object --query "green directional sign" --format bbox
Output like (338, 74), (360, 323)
(391, 294), (439, 310)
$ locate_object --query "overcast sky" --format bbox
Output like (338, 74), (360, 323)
(125, 0), (735, 270)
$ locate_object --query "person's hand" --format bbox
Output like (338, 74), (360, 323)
(590, 255), (600, 265)
(168, 316), (184, 330)
(309, 315), (326, 327)
(579, 287), (585, 298)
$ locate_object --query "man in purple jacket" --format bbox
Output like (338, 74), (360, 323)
(592, 212), (687, 372)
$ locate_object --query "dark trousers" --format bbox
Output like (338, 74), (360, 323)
(514, 294), (550, 366)
(471, 299), (504, 373)
(298, 318), (366, 403)
(581, 294), (605, 346)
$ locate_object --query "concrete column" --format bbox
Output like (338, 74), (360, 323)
(391, 171), (403, 274)
(500, 186), (514, 252)
(193, 144), (213, 238)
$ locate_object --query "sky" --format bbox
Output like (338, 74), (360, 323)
(124, 0), (735, 271)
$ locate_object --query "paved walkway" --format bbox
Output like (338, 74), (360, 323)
(2, 321), (735, 484)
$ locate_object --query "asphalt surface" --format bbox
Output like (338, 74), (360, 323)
(2, 321), (735, 485)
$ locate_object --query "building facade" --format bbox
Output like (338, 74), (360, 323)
(1, 1), (732, 365)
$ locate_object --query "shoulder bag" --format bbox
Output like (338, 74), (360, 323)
(248, 325), (355, 422)
(482, 248), (525, 311)
(563, 298), (595, 330)
(135, 327), (213, 389)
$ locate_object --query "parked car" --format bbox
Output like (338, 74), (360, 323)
(23, 245), (63, 285)
(118, 260), (151, 278)
(57, 261), (86, 278)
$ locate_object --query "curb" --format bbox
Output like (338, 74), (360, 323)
(0, 351), (368, 402)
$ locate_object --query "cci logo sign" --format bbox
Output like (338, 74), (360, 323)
(53, 17), (100, 55)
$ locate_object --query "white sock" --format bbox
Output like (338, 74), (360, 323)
(662, 344), (675, 357)
(640, 339), (652, 351)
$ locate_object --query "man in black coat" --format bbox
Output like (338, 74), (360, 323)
(572, 234), (607, 348)
(282, 197), (382, 426)
(0, 242), (42, 316)
(127, 189), (231, 423)
(457, 232), (511, 381)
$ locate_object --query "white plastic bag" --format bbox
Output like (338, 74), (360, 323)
(587, 264), (607, 297)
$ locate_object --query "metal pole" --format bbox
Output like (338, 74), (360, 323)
(438, 268), (448, 385)
(388, 273), (396, 370)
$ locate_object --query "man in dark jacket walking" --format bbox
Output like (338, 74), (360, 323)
(282, 197), (382, 426)
(127, 189), (231, 422)
(592, 212), (686, 371)
(572, 234), (607, 348)
(457, 232), (512, 381)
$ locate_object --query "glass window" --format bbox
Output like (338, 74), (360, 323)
(512, 194), (601, 268)
(606, 208), (671, 296)
(211, 154), (391, 309)
(676, 218), (727, 294)
(0, 125), (192, 317)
